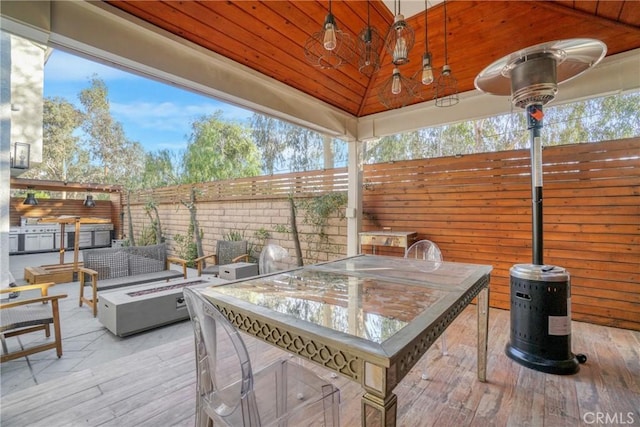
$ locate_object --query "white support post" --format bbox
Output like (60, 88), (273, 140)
(346, 140), (362, 256)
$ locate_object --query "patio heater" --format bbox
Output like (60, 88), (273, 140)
(474, 39), (606, 374)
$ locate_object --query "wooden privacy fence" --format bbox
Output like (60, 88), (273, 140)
(126, 138), (639, 330)
(361, 137), (639, 330)
(129, 169), (349, 204)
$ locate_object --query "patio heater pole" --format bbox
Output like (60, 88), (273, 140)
(528, 103), (544, 265)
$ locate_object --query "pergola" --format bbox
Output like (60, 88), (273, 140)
(1, 0), (639, 257)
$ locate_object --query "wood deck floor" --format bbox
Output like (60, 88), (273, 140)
(1, 307), (639, 427)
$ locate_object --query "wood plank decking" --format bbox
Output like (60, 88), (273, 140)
(2, 307), (639, 427)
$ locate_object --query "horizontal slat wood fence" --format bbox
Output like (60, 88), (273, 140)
(361, 137), (640, 330)
(123, 138), (639, 331)
(10, 193), (123, 235)
(129, 169), (349, 204)
(10, 199), (115, 226)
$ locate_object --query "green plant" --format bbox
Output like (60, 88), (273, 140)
(223, 227), (259, 262)
(273, 224), (289, 234)
(253, 227), (271, 257)
(144, 200), (164, 244)
(298, 192), (347, 263)
(223, 229), (245, 241)
(173, 232), (198, 268)
(137, 225), (157, 246)
(254, 227), (270, 242)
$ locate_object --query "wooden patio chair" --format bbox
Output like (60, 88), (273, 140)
(0, 282), (67, 363)
(195, 240), (249, 277)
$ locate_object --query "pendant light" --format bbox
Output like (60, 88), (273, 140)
(434, 0), (459, 107)
(420, 0), (434, 85)
(385, 0), (415, 66)
(23, 192), (38, 206)
(357, 0), (384, 76)
(83, 193), (96, 208)
(304, 0), (355, 69)
(377, 67), (418, 109)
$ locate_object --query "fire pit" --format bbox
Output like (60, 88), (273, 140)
(98, 277), (227, 336)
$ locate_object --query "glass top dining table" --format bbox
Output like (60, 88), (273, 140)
(201, 254), (492, 427)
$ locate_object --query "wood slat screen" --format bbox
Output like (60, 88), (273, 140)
(10, 199), (114, 226)
(361, 137), (640, 330)
(128, 168), (349, 205)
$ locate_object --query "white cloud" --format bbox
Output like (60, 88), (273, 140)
(111, 100), (252, 132)
(111, 101), (217, 131)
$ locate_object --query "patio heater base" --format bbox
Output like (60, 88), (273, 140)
(506, 264), (582, 375)
(506, 343), (580, 375)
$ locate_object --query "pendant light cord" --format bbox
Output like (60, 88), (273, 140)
(424, 0), (429, 51)
(443, 0), (448, 63)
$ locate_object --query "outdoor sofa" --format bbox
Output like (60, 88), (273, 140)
(78, 243), (187, 317)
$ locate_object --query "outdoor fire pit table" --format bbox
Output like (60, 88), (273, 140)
(98, 277), (227, 336)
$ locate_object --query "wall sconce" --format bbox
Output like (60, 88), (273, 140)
(23, 192), (38, 206)
(12, 143), (30, 169)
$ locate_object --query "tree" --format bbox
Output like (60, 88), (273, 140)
(250, 114), (284, 175)
(78, 76), (145, 186)
(141, 149), (181, 188)
(23, 97), (96, 184)
(182, 111), (261, 183)
(251, 113), (347, 174)
(362, 92), (640, 164)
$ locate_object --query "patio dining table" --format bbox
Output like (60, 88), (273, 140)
(200, 254), (492, 427)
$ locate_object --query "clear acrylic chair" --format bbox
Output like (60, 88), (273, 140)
(258, 244), (296, 275)
(405, 239), (443, 262)
(404, 239), (446, 380)
(183, 287), (341, 427)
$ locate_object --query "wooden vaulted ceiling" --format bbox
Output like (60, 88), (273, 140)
(106, 1), (640, 118)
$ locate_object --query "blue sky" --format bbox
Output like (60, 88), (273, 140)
(44, 49), (254, 154)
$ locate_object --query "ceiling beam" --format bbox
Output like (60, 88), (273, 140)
(11, 178), (122, 193)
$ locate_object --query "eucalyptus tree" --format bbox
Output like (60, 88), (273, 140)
(363, 92), (639, 164)
(23, 97), (97, 185)
(78, 75), (145, 186)
(251, 112), (345, 174)
(182, 111), (261, 183)
(250, 114), (284, 175)
(141, 149), (181, 188)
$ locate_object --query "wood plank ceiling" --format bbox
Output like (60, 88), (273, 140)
(106, 1), (640, 118)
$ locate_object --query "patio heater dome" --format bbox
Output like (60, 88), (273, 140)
(474, 38), (607, 106)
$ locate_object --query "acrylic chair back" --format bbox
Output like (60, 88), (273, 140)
(184, 286), (258, 426)
(183, 286), (341, 427)
(258, 244), (295, 275)
(404, 239), (447, 379)
(404, 239), (443, 262)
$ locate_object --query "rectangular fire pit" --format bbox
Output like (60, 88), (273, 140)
(98, 277), (227, 336)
